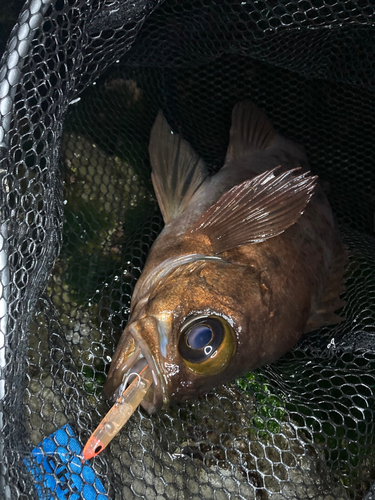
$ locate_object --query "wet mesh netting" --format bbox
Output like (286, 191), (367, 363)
(0, 0), (375, 499)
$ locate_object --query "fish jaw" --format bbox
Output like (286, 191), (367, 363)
(102, 334), (140, 398)
(103, 316), (172, 414)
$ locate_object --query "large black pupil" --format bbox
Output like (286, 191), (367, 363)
(187, 325), (212, 350)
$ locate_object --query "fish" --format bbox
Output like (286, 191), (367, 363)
(102, 100), (346, 414)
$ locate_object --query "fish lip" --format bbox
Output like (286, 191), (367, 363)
(103, 321), (166, 413)
(102, 343), (141, 400)
(128, 322), (165, 413)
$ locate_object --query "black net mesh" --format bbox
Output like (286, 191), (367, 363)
(1, 1), (375, 499)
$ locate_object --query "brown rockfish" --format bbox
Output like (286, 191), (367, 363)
(103, 101), (345, 413)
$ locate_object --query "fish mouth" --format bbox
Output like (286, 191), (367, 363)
(103, 320), (165, 414)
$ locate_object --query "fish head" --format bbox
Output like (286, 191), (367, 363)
(103, 256), (268, 413)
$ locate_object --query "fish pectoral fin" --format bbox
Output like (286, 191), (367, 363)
(304, 239), (348, 333)
(149, 111), (208, 225)
(225, 100), (276, 163)
(189, 167), (316, 254)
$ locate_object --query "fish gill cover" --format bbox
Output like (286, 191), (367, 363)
(0, 0), (375, 499)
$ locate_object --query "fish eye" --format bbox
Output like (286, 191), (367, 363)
(180, 319), (222, 363)
(178, 316), (236, 375)
(187, 325), (213, 350)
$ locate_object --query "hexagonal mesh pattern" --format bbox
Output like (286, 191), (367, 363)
(1, 1), (375, 499)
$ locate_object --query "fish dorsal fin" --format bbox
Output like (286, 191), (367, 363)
(190, 167), (317, 254)
(304, 240), (347, 333)
(149, 111), (208, 225)
(225, 100), (276, 163)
